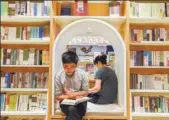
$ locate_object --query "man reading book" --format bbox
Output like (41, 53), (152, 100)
(55, 51), (89, 120)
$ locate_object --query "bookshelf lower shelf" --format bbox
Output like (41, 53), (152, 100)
(1, 111), (46, 116)
(132, 112), (169, 117)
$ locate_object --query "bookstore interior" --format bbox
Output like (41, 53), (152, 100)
(1, 0), (169, 120)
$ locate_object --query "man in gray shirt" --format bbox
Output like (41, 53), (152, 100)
(55, 51), (89, 120)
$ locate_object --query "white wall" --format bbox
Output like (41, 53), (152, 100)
(52, 19), (126, 116)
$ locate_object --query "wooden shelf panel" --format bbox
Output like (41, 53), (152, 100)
(1, 16), (50, 26)
(1, 40), (50, 45)
(1, 43), (49, 50)
(132, 112), (169, 117)
(130, 17), (169, 29)
(1, 65), (49, 72)
(1, 111), (46, 116)
(130, 66), (169, 74)
(130, 42), (169, 51)
(131, 90), (169, 97)
(1, 88), (48, 94)
(53, 16), (126, 28)
(51, 115), (127, 119)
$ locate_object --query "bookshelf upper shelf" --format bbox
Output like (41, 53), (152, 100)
(130, 17), (169, 28)
(1, 16), (50, 26)
(130, 42), (169, 51)
(53, 16), (126, 28)
(1, 88), (48, 93)
(1, 111), (46, 116)
(130, 66), (169, 74)
(132, 112), (169, 117)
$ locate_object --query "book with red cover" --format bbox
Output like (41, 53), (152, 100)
(74, 0), (88, 16)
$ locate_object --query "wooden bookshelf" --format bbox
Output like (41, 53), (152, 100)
(49, 1), (130, 120)
(129, 1), (169, 120)
(1, 0), (169, 120)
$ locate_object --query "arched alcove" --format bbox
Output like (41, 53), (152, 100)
(52, 19), (126, 116)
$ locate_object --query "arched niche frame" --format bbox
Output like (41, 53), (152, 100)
(52, 19), (126, 116)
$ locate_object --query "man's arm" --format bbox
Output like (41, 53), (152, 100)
(55, 74), (68, 101)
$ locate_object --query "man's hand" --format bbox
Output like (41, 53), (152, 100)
(64, 88), (88, 99)
(64, 88), (75, 99)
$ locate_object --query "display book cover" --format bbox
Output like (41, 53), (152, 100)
(61, 97), (91, 105)
(74, 0), (88, 16)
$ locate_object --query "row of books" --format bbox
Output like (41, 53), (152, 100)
(1, 26), (49, 41)
(1, 118), (44, 120)
(130, 51), (169, 66)
(1, 49), (49, 65)
(58, 0), (121, 16)
(1, 72), (48, 88)
(131, 28), (169, 42)
(1, 1), (51, 16)
(132, 96), (169, 113)
(130, 2), (169, 17)
(130, 74), (169, 90)
(0, 94), (47, 111)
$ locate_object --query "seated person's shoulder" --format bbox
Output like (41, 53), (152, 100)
(76, 68), (87, 75)
(55, 70), (65, 79)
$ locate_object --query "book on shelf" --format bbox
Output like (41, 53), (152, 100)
(130, 51), (169, 66)
(60, 3), (72, 16)
(1, 48), (49, 65)
(109, 1), (121, 16)
(131, 28), (169, 42)
(1, 72), (48, 88)
(74, 0), (88, 16)
(130, 74), (169, 90)
(0, 93), (47, 111)
(1, 26), (49, 41)
(57, 0), (122, 16)
(132, 95), (169, 113)
(61, 97), (91, 105)
(130, 2), (169, 17)
(1, 1), (51, 16)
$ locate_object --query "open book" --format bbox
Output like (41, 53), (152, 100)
(61, 97), (91, 105)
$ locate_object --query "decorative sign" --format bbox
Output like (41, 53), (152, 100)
(69, 35), (109, 45)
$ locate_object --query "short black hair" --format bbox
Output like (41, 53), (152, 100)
(62, 51), (79, 64)
(94, 54), (107, 65)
